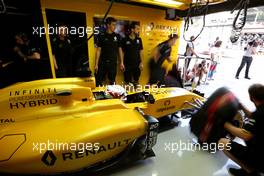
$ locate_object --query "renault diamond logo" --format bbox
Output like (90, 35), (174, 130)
(41, 150), (57, 166)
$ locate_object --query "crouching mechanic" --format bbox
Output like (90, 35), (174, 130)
(218, 84), (264, 176)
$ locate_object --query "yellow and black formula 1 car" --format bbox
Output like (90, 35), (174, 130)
(0, 77), (203, 175)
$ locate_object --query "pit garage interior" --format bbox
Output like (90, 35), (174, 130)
(0, 0), (264, 176)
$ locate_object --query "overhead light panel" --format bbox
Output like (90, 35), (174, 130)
(192, 0), (227, 5)
(129, 0), (191, 9)
(154, 0), (184, 6)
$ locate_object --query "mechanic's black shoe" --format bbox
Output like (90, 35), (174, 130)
(235, 76), (239, 79)
(228, 168), (250, 176)
(245, 77), (251, 80)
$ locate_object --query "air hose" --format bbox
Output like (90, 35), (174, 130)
(183, 1), (209, 42)
(230, 0), (250, 43)
(0, 0), (6, 14)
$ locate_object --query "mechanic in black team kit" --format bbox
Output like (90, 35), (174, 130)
(122, 22), (143, 85)
(52, 24), (74, 78)
(94, 17), (125, 86)
(149, 33), (179, 85)
(219, 84), (264, 176)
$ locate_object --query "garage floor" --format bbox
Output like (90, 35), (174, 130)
(110, 51), (264, 176)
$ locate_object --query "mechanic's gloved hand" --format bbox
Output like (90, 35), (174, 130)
(106, 85), (126, 98)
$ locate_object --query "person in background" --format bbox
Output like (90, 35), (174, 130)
(219, 84), (264, 176)
(235, 40), (258, 80)
(13, 33), (41, 81)
(122, 22), (143, 85)
(13, 33), (40, 62)
(94, 17), (124, 86)
(184, 35), (199, 69)
(214, 37), (220, 46)
(208, 40), (222, 80)
(190, 59), (207, 90)
(52, 24), (74, 78)
(149, 33), (178, 85)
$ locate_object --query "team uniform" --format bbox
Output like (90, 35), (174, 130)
(149, 41), (171, 85)
(229, 104), (264, 171)
(52, 37), (74, 78)
(122, 36), (143, 84)
(96, 32), (121, 86)
(13, 42), (40, 82)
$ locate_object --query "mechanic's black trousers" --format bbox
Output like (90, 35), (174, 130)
(124, 65), (141, 84)
(96, 61), (117, 86)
